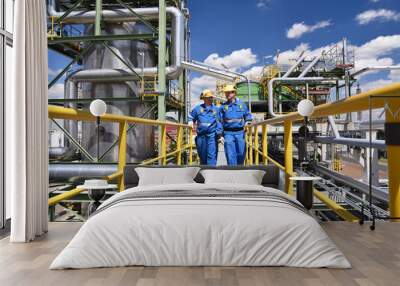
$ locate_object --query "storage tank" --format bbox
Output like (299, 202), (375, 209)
(235, 81), (266, 112)
(80, 22), (157, 163)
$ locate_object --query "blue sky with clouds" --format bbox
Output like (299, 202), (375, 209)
(187, 0), (400, 104)
(48, 0), (400, 105)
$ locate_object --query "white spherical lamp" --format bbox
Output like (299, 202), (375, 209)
(89, 99), (107, 117)
(297, 99), (314, 117)
(89, 99), (107, 161)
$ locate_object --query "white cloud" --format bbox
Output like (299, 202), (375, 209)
(243, 65), (264, 81)
(356, 9), (400, 25)
(359, 79), (392, 91)
(389, 68), (400, 82)
(276, 43), (310, 64)
(48, 68), (63, 77)
(276, 42), (331, 65)
(256, 0), (270, 9)
(354, 35), (400, 70)
(369, 0), (380, 3)
(204, 48), (258, 71)
(48, 83), (64, 99)
(286, 20), (332, 39)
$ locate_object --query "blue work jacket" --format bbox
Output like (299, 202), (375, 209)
(219, 98), (253, 133)
(188, 103), (222, 135)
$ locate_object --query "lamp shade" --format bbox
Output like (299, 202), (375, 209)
(297, 99), (314, 117)
(89, 99), (107, 117)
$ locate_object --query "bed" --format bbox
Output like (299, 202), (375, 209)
(50, 165), (351, 269)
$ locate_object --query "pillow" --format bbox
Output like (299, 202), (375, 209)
(200, 169), (266, 185)
(135, 167), (201, 186)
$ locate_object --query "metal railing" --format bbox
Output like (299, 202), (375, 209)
(48, 104), (194, 206)
(244, 82), (400, 221)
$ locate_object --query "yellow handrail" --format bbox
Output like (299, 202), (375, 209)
(104, 170), (123, 182)
(48, 188), (84, 206)
(141, 144), (193, 165)
(48, 105), (189, 128)
(48, 105), (194, 205)
(313, 189), (359, 222)
(245, 82), (400, 220)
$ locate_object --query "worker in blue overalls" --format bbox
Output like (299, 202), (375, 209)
(188, 89), (222, 166)
(218, 84), (253, 165)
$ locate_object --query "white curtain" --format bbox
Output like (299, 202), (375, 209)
(6, 0), (49, 242)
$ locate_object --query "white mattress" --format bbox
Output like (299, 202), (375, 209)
(50, 183), (351, 269)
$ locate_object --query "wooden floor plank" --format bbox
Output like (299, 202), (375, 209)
(0, 222), (399, 286)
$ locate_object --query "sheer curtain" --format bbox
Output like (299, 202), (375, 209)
(6, 0), (48, 242)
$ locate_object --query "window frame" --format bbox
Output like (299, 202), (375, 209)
(0, 0), (13, 231)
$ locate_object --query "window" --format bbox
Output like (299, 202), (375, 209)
(0, 0), (14, 231)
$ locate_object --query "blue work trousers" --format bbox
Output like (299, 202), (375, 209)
(224, 131), (246, 165)
(195, 133), (218, 166)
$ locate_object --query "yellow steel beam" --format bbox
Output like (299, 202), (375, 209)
(254, 126), (259, 165)
(284, 120), (293, 195)
(141, 144), (192, 165)
(48, 105), (189, 128)
(49, 170), (123, 206)
(161, 125), (167, 165)
(262, 125), (268, 165)
(313, 189), (359, 222)
(104, 170), (123, 182)
(48, 188), (84, 206)
(248, 128), (253, 165)
(267, 155), (286, 171)
(189, 128), (193, 165)
(176, 126), (183, 165)
(385, 98), (400, 218)
(251, 146), (286, 171)
(245, 127), (249, 164)
(118, 121), (127, 192)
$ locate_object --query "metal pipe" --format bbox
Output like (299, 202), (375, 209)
(49, 164), (118, 182)
(69, 68), (176, 82)
(351, 65), (400, 78)
(314, 136), (386, 149)
(48, 147), (73, 159)
(158, 0), (167, 157)
(253, 82), (400, 126)
(312, 164), (388, 202)
(47, 4), (185, 79)
(95, 0), (102, 36)
(324, 99), (385, 151)
(298, 53), (324, 78)
(268, 77), (335, 117)
(247, 78), (252, 112)
(282, 53), (306, 78)
(181, 60), (237, 81)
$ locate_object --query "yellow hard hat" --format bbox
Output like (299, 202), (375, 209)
(200, 89), (214, 98)
(223, 84), (236, 93)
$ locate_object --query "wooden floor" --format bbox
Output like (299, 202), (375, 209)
(1, 222), (399, 286)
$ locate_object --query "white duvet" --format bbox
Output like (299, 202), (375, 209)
(50, 183), (351, 269)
